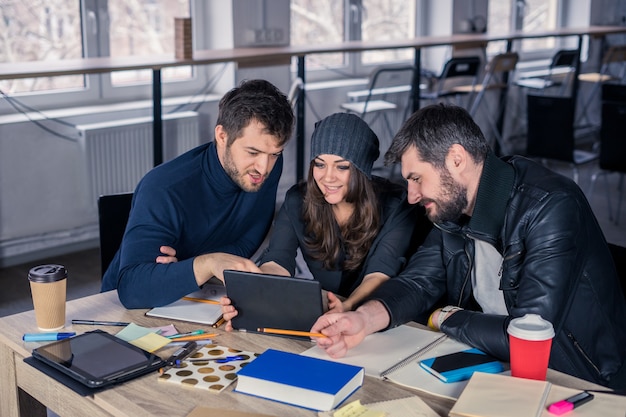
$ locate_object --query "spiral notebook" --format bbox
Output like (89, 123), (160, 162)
(301, 324), (478, 400)
(145, 284), (225, 325)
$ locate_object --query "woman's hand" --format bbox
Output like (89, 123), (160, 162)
(326, 292), (347, 314)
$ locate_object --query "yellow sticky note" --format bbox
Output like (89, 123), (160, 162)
(333, 400), (386, 417)
(129, 332), (171, 352)
(115, 322), (155, 342)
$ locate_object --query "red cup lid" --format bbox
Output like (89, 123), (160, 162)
(507, 314), (555, 340)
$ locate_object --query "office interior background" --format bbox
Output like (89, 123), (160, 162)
(1, 0), (625, 316)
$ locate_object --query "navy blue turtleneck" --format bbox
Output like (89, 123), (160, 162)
(101, 141), (282, 308)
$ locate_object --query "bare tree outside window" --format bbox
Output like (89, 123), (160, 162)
(0, 0), (83, 93)
(108, 0), (191, 86)
(290, 0), (344, 70)
(487, 0), (558, 55)
(0, 0), (191, 93)
(290, 0), (415, 74)
(361, 0), (415, 64)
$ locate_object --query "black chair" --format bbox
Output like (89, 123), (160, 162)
(577, 44), (626, 130)
(341, 65), (416, 178)
(515, 49), (579, 96)
(526, 94), (598, 184)
(341, 65), (417, 135)
(588, 83), (626, 225)
(469, 52), (519, 153)
(420, 56), (482, 109)
(97, 192), (133, 278)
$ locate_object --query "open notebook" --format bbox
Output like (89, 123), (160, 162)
(145, 284), (225, 325)
(302, 324), (486, 400)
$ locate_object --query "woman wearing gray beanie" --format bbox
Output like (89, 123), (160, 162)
(223, 113), (430, 322)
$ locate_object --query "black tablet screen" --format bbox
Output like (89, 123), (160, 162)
(32, 330), (161, 385)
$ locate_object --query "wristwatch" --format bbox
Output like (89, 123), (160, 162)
(437, 305), (463, 329)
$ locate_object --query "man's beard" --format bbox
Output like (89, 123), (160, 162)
(422, 168), (467, 224)
(222, 146), (264, 192)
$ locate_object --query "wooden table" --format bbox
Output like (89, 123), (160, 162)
(0, 291), (609, 417)
(0, 291), (451, 417)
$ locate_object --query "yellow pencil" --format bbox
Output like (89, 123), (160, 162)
(257, 328), (327, 338)
(170, 333), (218, 342)
(212, 315), (225, 328)
(182, 296), (220, 305)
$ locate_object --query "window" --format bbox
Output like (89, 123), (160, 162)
(290, 0), (345, 72)
(290, 0), (417, 80)
(107, 0), (192, 86)
(0, 0), (209, 109)
(0, 0), (84, 93)
(361, 0), (416, 65)
(487, 0), (566, 57)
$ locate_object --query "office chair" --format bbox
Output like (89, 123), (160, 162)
(420, 56), (482, 109)
(98, 192), (133, 278)
(341, 65), (417, 137)
(526, 94), (598, 185)
(341, 65), (416, 178)
(469, 52), (519, 153)
(588, 83), (626, 225)
(577, 44), (626, 130)
(515, 49), (579, 96)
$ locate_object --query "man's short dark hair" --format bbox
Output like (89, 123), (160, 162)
(384, 103), (491, 170)
(216, 79), (295, 147)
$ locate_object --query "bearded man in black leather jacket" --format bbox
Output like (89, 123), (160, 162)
(311, 104), (626, 389)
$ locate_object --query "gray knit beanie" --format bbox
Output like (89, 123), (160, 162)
(310, 113), (380, 178)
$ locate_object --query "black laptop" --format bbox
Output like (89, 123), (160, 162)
(223, 270), (326, 336)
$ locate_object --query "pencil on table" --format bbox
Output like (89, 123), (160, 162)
(169, 333), (218, 342)
(182, 296), (220, 305)
(257, 328), (327, 338)
(212, 315), (225, 328)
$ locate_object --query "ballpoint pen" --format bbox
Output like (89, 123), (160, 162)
(186, 355), (246, 364)
(23, 332), (76, 342)
(166, 330), (205, 339)
(71, 320), (130, 326)
(159, 341), (198, 373)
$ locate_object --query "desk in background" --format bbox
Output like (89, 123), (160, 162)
(0, 290), (609, 417)
(1, 26), (625, 181)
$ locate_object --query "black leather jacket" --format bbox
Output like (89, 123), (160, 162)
(372, 153), (626, 386)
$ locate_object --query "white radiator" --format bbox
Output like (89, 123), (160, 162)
(77, 111), (200, 205)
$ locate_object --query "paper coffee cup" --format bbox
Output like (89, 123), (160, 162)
(507, 314), (555, 380)
(28, 264), (67, 331)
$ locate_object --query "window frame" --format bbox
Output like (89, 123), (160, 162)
(0, 0), (214, 114)
(292, 0), (420, 83)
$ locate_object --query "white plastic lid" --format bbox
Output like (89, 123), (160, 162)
(507, 314), (555, 341)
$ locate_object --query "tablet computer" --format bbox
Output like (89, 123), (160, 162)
(31, 330), (165, 388)
(224, 270), (325, 337)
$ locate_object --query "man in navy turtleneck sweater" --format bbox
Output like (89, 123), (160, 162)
(101, 80), (295, 308)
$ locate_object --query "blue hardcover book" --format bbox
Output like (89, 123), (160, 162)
(235, 349), (364, 411)
(418, 348), (503, 383)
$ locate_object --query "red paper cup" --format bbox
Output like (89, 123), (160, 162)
(507, 314), (555, 380)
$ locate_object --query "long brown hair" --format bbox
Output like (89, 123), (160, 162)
(302, 163), (380, 271)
